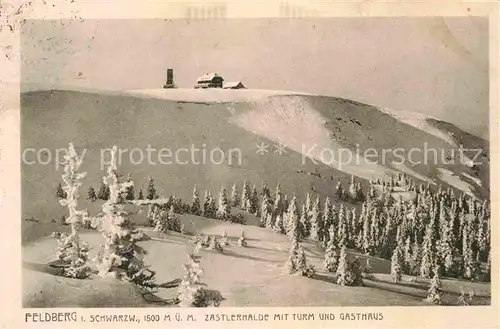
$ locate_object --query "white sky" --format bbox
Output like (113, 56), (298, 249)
(21, 18), (489, 138)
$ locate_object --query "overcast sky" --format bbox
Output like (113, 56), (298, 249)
(21, 18), (489, 138)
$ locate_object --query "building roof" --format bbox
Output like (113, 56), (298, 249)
(197, 73), (223, 82)
(223, 81), (245, 88)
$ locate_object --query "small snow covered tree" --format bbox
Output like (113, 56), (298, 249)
(208, 194), (217, 218)
(362, 209), (373, 254)
(403, 237), (412, 274)
(324, 226), (339, 273)
(349, 256), (364, 286)
(457, 288), (475, 306)
(426, 267), (443, 305)
(336, 180), (344, 200)
(167, 205), (181, 232)
(154, 207), (168, 233)
(273, 183), (285, 219)
(249, 184), (259, 214)
(336, 245), (352, 286)
(295, 243), (307, 274)
(348, 176), (357, 202)
(356, 182), (365, 203)
(462, 218), (479, 280)
(208, 236), (224, 253)
(309, 196), (322, 241)
(203, 190), (210, 217)
(305, 193), (312, 213)
(97, 181), (110, 200)
(285, 196), (300, 240)
(265, 213), (274, 229)
(231, 183), (240, 207)
(363, 258), (374, 279)
(391, 248), (403, 283)
(241, 180), (250, 211)
(322, 197), (333, 243)
(337, 204), (349, 247)
(237, 230), (247, 247)
(56, 182), (68, 199)
(56, 182), (66, 199)
(87, 186), (97, 202)
(420, 221), (436, 279)
(138, 189), (144, 200)
(261, 181), (271, 199)
(177, 252), (208, 307)
(146, 204), (158, 227)
(285, 238), (299, 274)
(285, 238), (309, 276)
(221, 230), (229, 246)
(273, 215), (285, 234)
(125, 173), (135, 200)
(216, 187), (231, 220)
(191, 185), (202, 216)
(93, 146), (155, 288)
(146, 176), (158, 200)
(52, 143), (90, 279)
(299, 204), (310, 238)
(411, 240), (422, 276)
(203, 190), (217, 218)
(260, 194), (272, 227)
(486, 248), (491, 282)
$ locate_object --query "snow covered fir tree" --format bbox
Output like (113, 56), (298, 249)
(50, 142), (91, 279)
(92, 146), (156, 288)
(177, 250), (223, 307)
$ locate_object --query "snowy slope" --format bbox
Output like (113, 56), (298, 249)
(22, 214), (492, 307)
(20, 89), (489, 231)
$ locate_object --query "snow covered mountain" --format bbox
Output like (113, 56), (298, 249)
(21, 88), (489, 230)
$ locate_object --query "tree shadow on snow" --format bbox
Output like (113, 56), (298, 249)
(23, 261), (64, 276)
(362, 280), (442, 304)
(309, 272), (338, 284)
(148, 236), (187, 246)
(245, 245), (287, 253)
(302, 246), (326, 260)
(370, 277), (491, 298)
(222, 250), (280, 264)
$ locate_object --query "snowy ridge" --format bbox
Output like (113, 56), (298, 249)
(379, 107), (458, 147)
(125, 88), (314, 103)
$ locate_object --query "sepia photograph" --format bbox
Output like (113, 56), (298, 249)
(14, 14), (492, 311)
